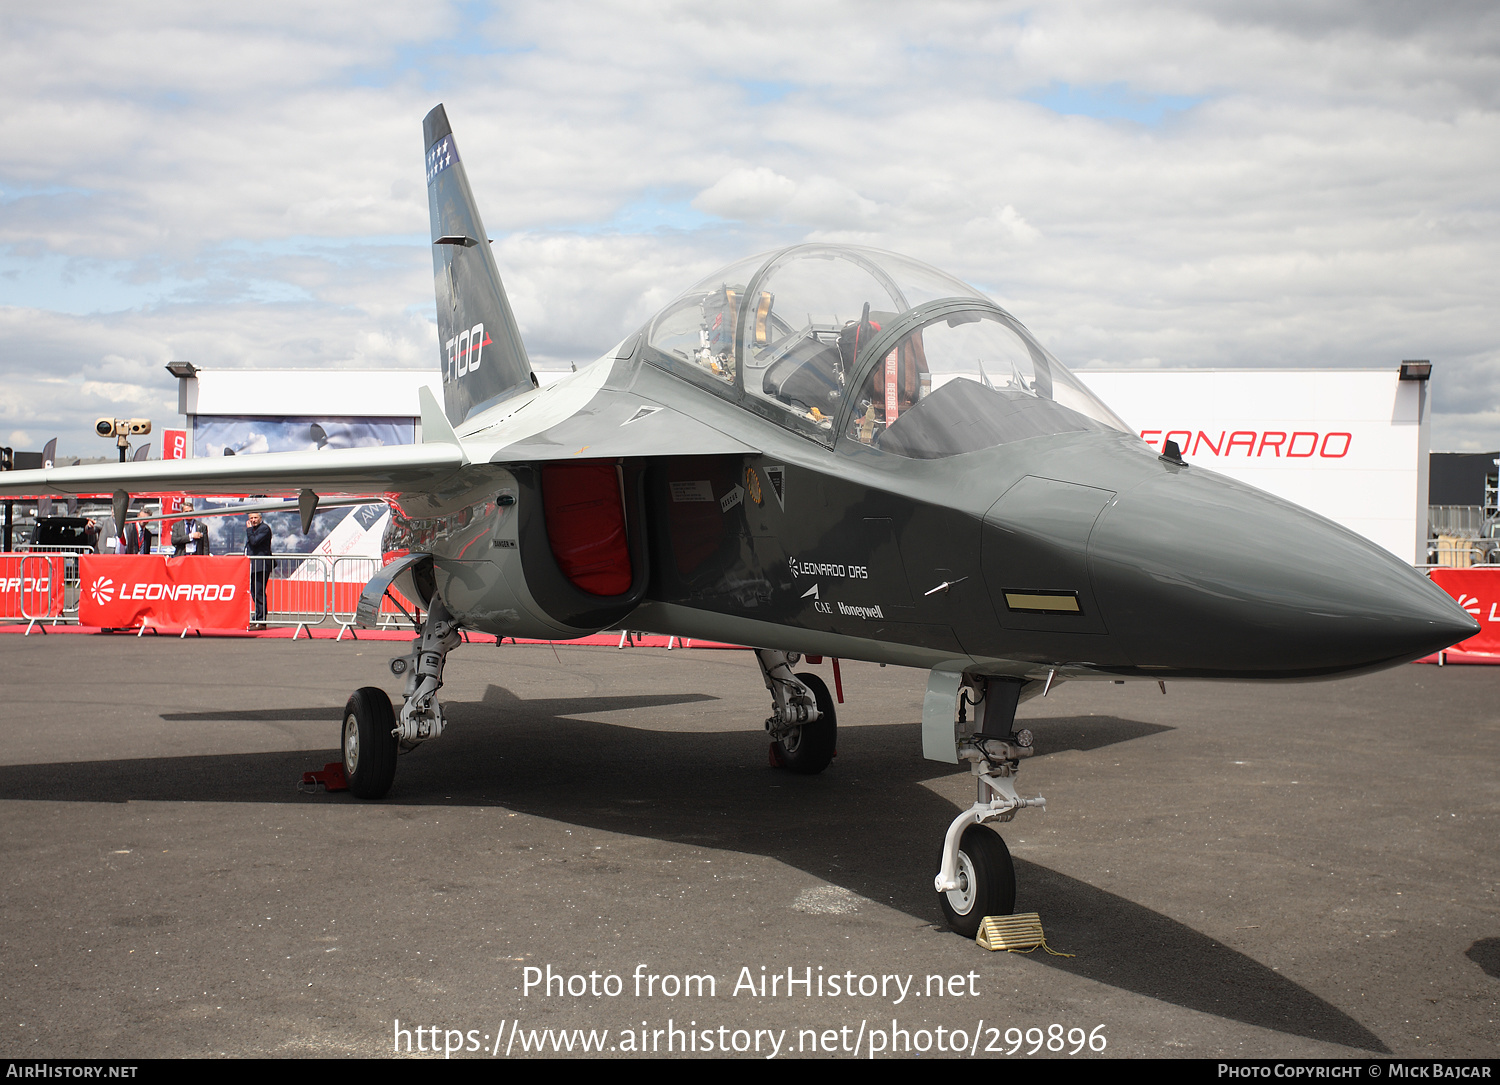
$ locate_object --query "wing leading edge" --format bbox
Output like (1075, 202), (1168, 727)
(0, 388), (466, 500)
(0, 443), (467, 499)
(0, 380), (758, 499)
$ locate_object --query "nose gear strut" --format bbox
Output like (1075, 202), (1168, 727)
(933, 676), (1045, 936)
(391, 594), (462, 744)
(934, 733), (1044, 895)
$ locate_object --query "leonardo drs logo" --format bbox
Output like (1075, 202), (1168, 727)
(90, 577), (115, 605)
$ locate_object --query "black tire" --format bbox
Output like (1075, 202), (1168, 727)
(771, 672), (837, 775)
(938, 826), (1016, 937)
(342, 686), (398, 799)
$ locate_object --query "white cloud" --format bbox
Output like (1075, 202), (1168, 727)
(694, 168), (800, 221)
(693, 168), (880, 228)
(965, 205), (1041, 246)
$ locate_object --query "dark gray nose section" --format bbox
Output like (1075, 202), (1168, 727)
(1090, 468), (1478, 678)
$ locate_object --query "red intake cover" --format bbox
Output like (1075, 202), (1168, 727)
(541, 462), (633, 597)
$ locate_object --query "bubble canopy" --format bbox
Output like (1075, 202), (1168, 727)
(637, 244), (1130, 458)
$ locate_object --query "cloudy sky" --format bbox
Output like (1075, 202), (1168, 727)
(2, 1), (1497, 457)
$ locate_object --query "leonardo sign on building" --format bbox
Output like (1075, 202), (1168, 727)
(1075, 369), (1429, 564)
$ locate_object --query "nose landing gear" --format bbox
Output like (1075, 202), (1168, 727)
(932, 677), (1044, 936)
(340, 593), (463, 799)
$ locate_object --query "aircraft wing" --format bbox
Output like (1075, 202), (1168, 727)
(0, 388), (467, 500)
(0, 379), (757, 500)
(0, 443), (467, 499)
(460, 368), (760, 463)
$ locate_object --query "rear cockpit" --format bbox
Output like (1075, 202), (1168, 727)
(636, 244), (1131, 457)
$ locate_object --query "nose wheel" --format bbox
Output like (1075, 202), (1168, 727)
(931, 676), (1043, 936)
(342, 686), (398, 798)
(937, 825), (1015, 938)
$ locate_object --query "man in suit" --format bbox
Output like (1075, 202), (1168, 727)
(244, 511), (273, 629)
(171, 507), (209, 556)
(121, 518), (154, 555)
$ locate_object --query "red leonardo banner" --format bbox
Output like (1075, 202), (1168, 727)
(1426, 567), (1500, 661)
(79, 555), (249, 630)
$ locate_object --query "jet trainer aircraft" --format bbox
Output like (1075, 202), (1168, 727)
(2, 105), (1477, 935)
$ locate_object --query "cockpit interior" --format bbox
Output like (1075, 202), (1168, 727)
(638, 244), (1130, 459)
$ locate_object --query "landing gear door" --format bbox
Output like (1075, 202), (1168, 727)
(922, 667), (965, 763)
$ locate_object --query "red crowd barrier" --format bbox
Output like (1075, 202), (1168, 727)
(264, 576), (332, 619)
(0, 553), (66, 623)
(79, 554), (250, 630)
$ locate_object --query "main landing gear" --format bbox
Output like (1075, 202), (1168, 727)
(756, 649), (836, 774)
(341, 594), (463, 799)
(933, 677), (1045, 937)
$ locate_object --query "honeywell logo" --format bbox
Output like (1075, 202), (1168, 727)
(1141, 430), (1352, 458)
(88, 579), (237, 602)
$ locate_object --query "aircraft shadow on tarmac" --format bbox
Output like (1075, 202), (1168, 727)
(1, 682), (1385, 1052)
(1466, 938), (1500, 979)
(154, 688), (718, 724)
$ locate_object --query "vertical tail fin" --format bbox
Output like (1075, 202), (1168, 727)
(424, 104), (535, 426)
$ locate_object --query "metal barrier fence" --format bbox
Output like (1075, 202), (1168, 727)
(21, 554), (64, 634)
(0, 553), (53, 631)
(15, 545), (92, 625)
(260, 555), (421, 638)
(259, 554), (334, 638)
(0, 552), (69, 632)
(329, 556), (416, 639)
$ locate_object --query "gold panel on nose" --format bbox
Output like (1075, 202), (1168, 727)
(1003, 590), (1081, 614)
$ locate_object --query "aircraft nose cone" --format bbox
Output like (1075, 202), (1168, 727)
(1090, 469), (1479, 677)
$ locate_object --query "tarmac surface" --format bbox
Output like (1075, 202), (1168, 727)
(0, 630), (1496, 1060)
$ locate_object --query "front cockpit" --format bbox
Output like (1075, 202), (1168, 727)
(637, 243), (1131, 457)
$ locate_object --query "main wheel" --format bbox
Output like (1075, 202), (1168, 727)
(938, 826), (1016, 937)
(771, 671), (837, 775)
(342, 687), (398, 799)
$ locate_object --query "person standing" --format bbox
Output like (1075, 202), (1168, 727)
(171, 505), (209, 557)
(245, 511), (272, 630)
(122, 518), (154, 555)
